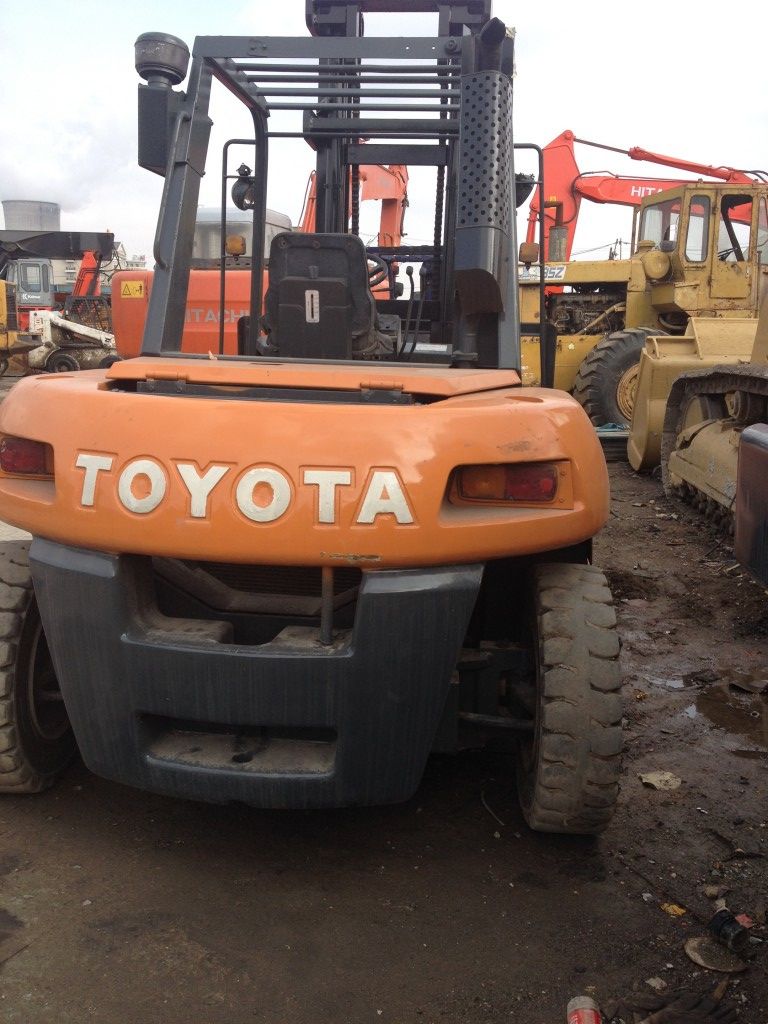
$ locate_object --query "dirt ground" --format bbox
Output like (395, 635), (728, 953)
(0, 453), (765, 1023)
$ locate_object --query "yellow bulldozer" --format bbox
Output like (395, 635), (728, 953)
(627, 289), (768, 586)
(519, 180), (768, 426)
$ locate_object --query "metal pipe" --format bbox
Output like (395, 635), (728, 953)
(267, 127), (456, 138)
(247, 86), (459, 98)
(320, 567), (334, 646)
(236, 62), (457, 74)
(245, 73), (459, 84)
(459, 711), (534, 732)
(268, 101), (459, 112)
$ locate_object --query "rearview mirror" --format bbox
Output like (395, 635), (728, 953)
(518, 241), (540, 267)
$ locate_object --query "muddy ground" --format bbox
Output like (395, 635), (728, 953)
(0, 454), (765, 1023)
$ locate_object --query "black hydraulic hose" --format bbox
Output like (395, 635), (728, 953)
(398, 265), (415, 359)
(404, 265), (427, 361)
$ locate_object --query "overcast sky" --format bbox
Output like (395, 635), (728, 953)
(1, 0), (766, 261)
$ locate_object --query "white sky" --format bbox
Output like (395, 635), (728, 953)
(1, 0), (766, 261)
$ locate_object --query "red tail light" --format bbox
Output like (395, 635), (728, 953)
(456, 463), (559, 503)
(0, 436), (53, 476)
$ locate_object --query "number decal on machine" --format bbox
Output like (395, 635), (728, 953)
(305, 289), (320, 323)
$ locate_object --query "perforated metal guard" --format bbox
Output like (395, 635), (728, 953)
(457, 71), (513, 230)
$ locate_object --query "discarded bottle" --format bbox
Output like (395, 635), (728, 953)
(566, 995), (601, 1024)
(707, 909), (751, 956)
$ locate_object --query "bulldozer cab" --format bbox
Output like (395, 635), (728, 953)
(633, 182), (768, 315)
(135, 1), (524, 372)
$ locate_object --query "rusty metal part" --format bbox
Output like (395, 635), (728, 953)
(661, 366), (768, 525)
(616, 361), (640, 422)
(628, 319), (758, 472)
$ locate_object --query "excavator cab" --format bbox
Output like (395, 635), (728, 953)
(0, 1), (620, 834)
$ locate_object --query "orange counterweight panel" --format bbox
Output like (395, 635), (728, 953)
(0, 361), (609, 569)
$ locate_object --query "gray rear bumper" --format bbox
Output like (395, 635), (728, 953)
(30, 538), (482, 808)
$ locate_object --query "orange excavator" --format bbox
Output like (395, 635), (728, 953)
(526, 129), (760, 262)
(112, 161), (408, 357)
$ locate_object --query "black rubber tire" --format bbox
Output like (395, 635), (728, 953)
(516, 563), (622, 834)
(0, 541), (75, 792)
(98, 354), (122, 369)
(45, 352), (80, 373)
(572, 328), (651, 427)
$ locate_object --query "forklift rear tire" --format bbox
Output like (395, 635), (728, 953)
(516, 563), (622, 834)
(0, 542), (75, 792)
(572, 328), (651, 427)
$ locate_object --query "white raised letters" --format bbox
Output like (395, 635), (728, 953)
(236, 467), (291, 523)
(303, 469), (352, 524)
(357, 470), (413, 524)
(118, 458), (167, 514)
(76, 453), (114, 506)
(176, 462), (229, 518)
(74, 451), (415, 526)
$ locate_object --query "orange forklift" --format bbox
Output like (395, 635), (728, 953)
(0, 0), (620, 833)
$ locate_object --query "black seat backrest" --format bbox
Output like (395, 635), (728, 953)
(262, 232), (376, 359)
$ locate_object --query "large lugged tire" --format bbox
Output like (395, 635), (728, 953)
(516, 563), (622, 834)
(0, 541), (75, 792)
(572, 328), (651, 427)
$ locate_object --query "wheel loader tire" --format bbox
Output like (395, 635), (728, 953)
(0, 542), (75, 792)
(516, 563), (622, 835)
(572, 328), (651, 427)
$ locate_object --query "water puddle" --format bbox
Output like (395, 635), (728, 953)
(683, 682), (767, 752)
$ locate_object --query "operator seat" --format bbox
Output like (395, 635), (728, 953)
(262, 232), (389, 360)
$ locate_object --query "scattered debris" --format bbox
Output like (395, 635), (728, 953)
(708, 909), (752, 956)
(639, 771), (682, 791)
(702, 884), (730, 900)
(645, 977), (668, 993)
(0, 937), (30, 968)
(727, 671), (768, 695)
(683, 668), (720, 686)
(684, 935), (747, 973)
(480, 790), (505, 828)
(606, 981), (737, 1024)
(708, 829), (767, 861)
(566, 994), (601, 1023)
(661, 902), (687, 918)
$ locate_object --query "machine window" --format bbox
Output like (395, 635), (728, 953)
(639, 197), (682, 247)
(684, 195), (710, 262)
(717, 194), (752, 262)
(21, 263), (42, 291)
(756, 198), (768, 263)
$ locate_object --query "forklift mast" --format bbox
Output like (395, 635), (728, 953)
(136, 0), (520, 369)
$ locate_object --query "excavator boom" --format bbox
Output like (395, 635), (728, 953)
(525, 129), (761, 261)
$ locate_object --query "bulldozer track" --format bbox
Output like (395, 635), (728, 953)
(661, 365), (768, 534)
